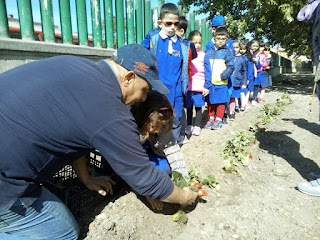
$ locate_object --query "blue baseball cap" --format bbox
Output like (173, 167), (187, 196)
(208, 15), (226, 28)
(111, 44), (169, 95)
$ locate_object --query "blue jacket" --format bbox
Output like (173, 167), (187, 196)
(142, 29), (191, 96)
(206, 45), (235, 104)
(233, 54), (248, 87)
(205, 38), (235, 55)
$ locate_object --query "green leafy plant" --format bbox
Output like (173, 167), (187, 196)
(221, 130), (256, 172)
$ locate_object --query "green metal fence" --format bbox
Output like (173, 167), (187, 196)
(0, 0), (212, 49)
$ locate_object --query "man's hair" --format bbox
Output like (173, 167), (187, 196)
(214, 27), (228, 37)
(177, 16), (188, 32)
(188, 30), (201, 41)
(160, 3), (179, 19)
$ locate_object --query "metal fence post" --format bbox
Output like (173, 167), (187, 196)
(135, 0), (143, 43)
(59, 0), (73, 44)
(126, 0), (134, 44)
(201, 19), (206, 52)
(91, 0), (102, 47)
(190, 12), (195, 31)
(0, 0), (9, 38)
(158, 0), (164, 17)
(76, 0), (88, 46)
(17, 0), (34, 40)
(40, 0), (55, 42)
(104, 0), (114, 48)
(115, 0), (125, 47)
(144, 0), (151, 35)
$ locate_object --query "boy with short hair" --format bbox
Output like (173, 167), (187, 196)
(141, 3), (193, 143)
(205, 27), (235, 130)
(205, 15), (234, 54)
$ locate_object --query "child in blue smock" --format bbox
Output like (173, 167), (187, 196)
(239, 40), (250, 111)
(229, 41), (248, 120)
(132, 90), (189, 210)
(204, 27), (234, 130)
(141, 3), (192, 144)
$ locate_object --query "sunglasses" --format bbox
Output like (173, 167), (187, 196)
(161, 21), (180, 27)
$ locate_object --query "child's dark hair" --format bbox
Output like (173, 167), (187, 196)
(239, 39), (247, 50)
(160, 3), (179, 19)
(247, 39), (259, 61)
(214, 27), (228, 37)
(177, 16), (188, 32)
(259, 41), (265, 48)
(188, 30), (202, 41)
(131, 90), (174, 141)
(264, 43), (270, 51)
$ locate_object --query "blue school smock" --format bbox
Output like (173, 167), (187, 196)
(205, 38), (235, 55)
(255, 71), (266, 86)
(206, 45), (234, 104)
(247, 54), (262, 91)
(142, 29), (191, 118)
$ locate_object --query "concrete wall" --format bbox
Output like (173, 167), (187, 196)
(0, 38), (115, 74)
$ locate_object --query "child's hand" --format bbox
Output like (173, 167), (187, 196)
(253, 57), (258, 63)
(202, 89), (209, 97)
(241, 85), (246, 89)
(247, 80), (250, 85)
(265, 66), (270, 69)
(146, 196), (163, 211)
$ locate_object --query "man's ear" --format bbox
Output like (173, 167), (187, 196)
(158, 19), (162, 27)
(123, 71), (135, 87)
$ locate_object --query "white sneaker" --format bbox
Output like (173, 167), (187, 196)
(185, 125), (193, 135)
(177, 136), (188, 145)
(251, 100), (257, 106)
(192, 126), (201, 136)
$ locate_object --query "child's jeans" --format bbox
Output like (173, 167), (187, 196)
(0, 187), (79, 240)
(208, 103), (225, 119)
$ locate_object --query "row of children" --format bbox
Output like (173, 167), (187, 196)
(124, 3), (275, 208)
(142, 3), (273, 143)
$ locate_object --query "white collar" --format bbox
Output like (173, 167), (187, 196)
(159, 30), (178, 43)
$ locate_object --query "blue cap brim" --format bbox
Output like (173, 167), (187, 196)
(147, 78), (170, 95)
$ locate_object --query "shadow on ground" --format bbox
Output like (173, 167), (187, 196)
(256, 130), (320, 180)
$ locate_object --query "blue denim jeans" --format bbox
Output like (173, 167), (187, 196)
(0, 187), (79, 240)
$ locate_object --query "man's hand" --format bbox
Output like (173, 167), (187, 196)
(162, 185), (198, 207)
(202, 89), (209, 97)
(84, 176), (116, 196)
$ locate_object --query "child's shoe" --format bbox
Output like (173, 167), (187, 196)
(235, 106), (240, 112)
(204, 119), (214, 129)
(177, 135), (188, 145)
(192, 126), (201, 136)
(258, 98), (263, 103)
(251, 100), (257, 106)
(185, 125), (193, 136)
(222, 118), (228, 125)
(229, 113), (235, 121)
(211, 120), (222, 130)
(240, 107), (245, 112)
